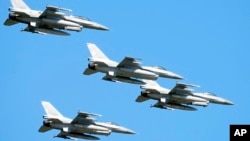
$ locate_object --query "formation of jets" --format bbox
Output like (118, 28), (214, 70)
(4, 0), (234, 140)
(82, 43), (233, 111)
(4, 0), (108, 36)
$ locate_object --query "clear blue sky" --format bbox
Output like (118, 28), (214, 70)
(1, 0), (249, 141)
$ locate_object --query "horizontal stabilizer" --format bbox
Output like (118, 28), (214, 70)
(135, 96), (150, 102)
(4, 19), (18, 26)
(83, 68), (98, 75)
(38, 125), (52, 132)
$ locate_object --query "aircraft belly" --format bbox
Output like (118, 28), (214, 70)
(50, 123), (71, 131)
(16, 17), (40, 24)
(147, 93), (165, 100)
(97, 67), (116, 74)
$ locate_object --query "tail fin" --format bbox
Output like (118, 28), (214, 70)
(41, 101), (63, 118)
(10, 0), (30, 10)
(86, 43), (109, 60)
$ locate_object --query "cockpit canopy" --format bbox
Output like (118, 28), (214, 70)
(105, 122), (119, 126)
(152, 66), (167, 70)
(204, 92), (216, 96)
(70, 15), (90, 21)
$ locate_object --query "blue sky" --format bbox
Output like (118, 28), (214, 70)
(1, 0), (250, 141)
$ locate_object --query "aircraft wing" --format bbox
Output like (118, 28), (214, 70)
(117, 56), (142, 68)
(135, 96), (150, 102)
(71, 111), (101, 124)
(83, 68), (98, 75)
(39, 5), (72, 18)
(38, 125), (52, 132)
(4, 19), (19, 26)
(168, 82), (199, 95)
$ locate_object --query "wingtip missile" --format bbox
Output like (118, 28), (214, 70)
(176, 82), (200, 88)
(46, 5), (72, 12)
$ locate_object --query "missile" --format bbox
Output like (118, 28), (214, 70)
(151, 103), (197, 111)
(64, 26), (82, 31)
(46, 5), (72, 12)
(22, 27), (70, 36)
(191, 101), (209, 106)
(164, 103), (197, 111)
(105, 76), (145, 85)
(70, 133), (100, 140)
(55, 133), (100, 140)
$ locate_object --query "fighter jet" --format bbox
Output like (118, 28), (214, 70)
(4, 0), (109, 36)
(136, 80), (209, 111)
(136, 80), (233, 111)
(83, 43), (183, 85)
(39, 101), (135, 140)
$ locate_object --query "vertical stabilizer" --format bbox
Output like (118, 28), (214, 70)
(86, 43), (109, 60)
(11, 0), (30, 10)
(41, 101), (63, 118)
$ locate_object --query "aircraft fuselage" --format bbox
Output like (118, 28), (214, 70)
(47, 122), (111, 136)
(9, 13), (82, 30)
(141, 92), (208, 106)
(95, 66), (158, 80)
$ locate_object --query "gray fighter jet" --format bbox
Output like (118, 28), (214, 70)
(4, 0), (108, 36)
(39, 101), (135, 140)
(136, 80), (233, 111)
(83, 43), (183, 85)
(136, 80), (208, 111)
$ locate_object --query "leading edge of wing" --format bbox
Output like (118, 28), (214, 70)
(117, 56), (142, 68)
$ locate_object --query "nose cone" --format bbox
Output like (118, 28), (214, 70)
(171, 73), (184, 80)
(222, 100), (234, 105)
(97, 24), (109, 31)
(114, 127), (136, 134)
(213, 98), (234, 105)
(90, 22), (109, 30)
(121, 128), (136, 134)
(160, 71), (184, 79)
